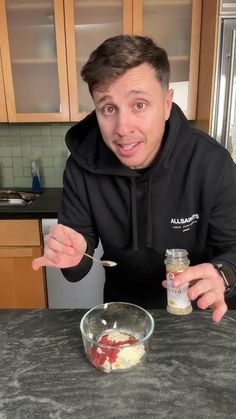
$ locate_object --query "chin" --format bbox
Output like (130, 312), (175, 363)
(118, 155), (147, 169)
(129, 161), (147, 169)
(122, 161), (141, 169)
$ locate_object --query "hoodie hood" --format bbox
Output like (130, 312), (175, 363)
(65, 103), (191, 250)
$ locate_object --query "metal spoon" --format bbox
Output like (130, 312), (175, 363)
(84, 252), (117, 267)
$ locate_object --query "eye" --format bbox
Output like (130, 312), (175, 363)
(103, 105), (114, 115)
(135, 102), (145, 110)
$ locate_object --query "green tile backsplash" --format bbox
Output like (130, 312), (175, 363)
(0, 123), (73, 188)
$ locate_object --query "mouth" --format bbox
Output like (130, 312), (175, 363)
(117, 141), (142, 157)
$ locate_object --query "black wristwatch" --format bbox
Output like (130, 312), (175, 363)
(214, 264), (236, 294)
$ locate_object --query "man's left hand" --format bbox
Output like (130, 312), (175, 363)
(173, 263), (227, 322)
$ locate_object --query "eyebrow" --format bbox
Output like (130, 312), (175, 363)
(95, 95), (113, 105)
(95, 90), (151, 105)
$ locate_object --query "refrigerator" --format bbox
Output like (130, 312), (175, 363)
(211, 0), (236, 163)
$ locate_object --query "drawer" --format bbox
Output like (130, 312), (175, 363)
(0, 220), (41, 246)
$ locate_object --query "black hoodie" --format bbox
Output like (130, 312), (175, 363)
(59, 104), (236, 308)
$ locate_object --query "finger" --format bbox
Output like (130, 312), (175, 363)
(188, 279), (212, 301)
(173, 263), (215, 287)
(50, 224), (76, 246)
(211, 301), (228, 323)
(46, 235), (76, 257)
(71, 235), (87, 255)
(43, 247), (62, 264)
(196, 290), (217, 310)
(51, 225), (86, 256)
(32, 256), (56, 270)
(32, 250), (61, 270)
(162, 280), (167, 289)
(32, 257), (42, 271)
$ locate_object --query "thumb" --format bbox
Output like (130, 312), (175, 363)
(162, 279), (167, 289)
(32, 256), (47, 271)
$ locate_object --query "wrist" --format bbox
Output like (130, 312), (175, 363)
(213, 264), (236, 294)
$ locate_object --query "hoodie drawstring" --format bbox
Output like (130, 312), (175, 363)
(130, 175), (153, 250)
(146, 174), (152, 248)
(130, 177), (138, 250)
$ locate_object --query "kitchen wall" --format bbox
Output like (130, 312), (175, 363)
(0, 123), (73, 188)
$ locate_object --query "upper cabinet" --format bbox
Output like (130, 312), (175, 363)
(0, 0), (70, 122)
(64, 0), (132, 121)
(0, 0), (131, 123)
(0, 51), (7, 122)
(0, 0), (201, 122)
(133, 0), (202, 120)
(195, 0), (219, 134)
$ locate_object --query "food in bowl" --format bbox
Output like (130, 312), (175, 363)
(80, 302), (154, 373)
(90, 330), (145, 372)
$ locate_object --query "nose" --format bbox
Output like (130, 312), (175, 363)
(114, 111), (134, 137)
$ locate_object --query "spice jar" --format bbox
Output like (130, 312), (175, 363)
(164, 249), (192, 315)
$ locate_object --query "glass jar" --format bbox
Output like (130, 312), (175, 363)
(164, 249), (192, 315)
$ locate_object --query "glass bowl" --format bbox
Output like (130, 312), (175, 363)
(80, 302), (155, 373)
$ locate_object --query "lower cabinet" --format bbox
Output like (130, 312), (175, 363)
(0, 219), (47, 308)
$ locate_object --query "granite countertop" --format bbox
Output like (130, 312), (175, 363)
(0, 309), (235, 419)
(0, 188), (62, 219)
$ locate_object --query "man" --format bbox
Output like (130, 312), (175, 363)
(32, 35), (236, 322)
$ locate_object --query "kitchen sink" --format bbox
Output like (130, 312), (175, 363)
(0, 190), (40, 206)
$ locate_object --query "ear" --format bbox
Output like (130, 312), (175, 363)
(164, 89), (174, 121)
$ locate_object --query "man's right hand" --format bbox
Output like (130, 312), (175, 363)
(32, 224), (87, 271)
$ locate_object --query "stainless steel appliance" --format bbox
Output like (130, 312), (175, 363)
(42, 219), (105, 308)
(211, 0), (236, 162)
(0, 190), (40, 206)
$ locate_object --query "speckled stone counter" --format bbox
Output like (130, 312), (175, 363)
(0, 309), (235, 419)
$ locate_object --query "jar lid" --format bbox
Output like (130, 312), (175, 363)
(165, 249), (188, 257)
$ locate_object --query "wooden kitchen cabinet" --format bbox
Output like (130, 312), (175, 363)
(0, 0), (202, 122)
(0, 220), (47, 308)
(0, 0), (69, 122)
(65, 0), (133, 120)
(0, 51), (7, 122)
(133, 0), (202, 120)
(0, 0), (132, 123)
(195, 0), (220, 134)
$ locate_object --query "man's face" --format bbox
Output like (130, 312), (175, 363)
(93, 63), (173, 169)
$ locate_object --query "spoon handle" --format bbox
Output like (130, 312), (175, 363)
(83, 252), (117, 267)
(83, 252), (101, 264)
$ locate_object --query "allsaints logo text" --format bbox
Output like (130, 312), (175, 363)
(171, 214), (199, 225)
(170, 213), (199, 232)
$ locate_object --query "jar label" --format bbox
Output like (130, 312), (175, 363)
(167, 271), (191, 309)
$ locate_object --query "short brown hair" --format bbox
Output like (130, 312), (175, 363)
(81, 35), (170, 94)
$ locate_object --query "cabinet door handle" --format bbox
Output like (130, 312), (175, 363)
(0, 248), (34, 258)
